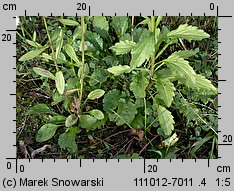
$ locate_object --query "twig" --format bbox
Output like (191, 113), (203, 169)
(139, 135), (158, 155)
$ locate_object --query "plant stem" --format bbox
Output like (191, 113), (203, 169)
(79, 16), (85, 103)
(147, 16), (156, 90)
(131, 16), (135, 41)
(43, 17), (58, 71)
(60, 16), (75, 76)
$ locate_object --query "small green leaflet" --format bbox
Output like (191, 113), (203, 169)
(33, 67), (55, 80)
(36, 124), (60, 142)
(93, 16), (109, 38)
(111, 16), (129, 38)
(130, 71), (149, 98)
(110, 40), (136, 55)
(88, 109), (104, 120)
(155, 16), (163, 28)
(58, 127), (79, 153)
(107, 65), (131, 76)
(25, 39), (43, 48)
(156, 78), (175, 107)
(167, 24), (210, 41)
(55, 71), (65, 95)
(26, 104), (53, 115)
(59, 19), (79, 26)
(87, 89), (105, 100)
(79, 115), (97, 130)
(157, 105), (175, 136)
(130, 34), (155, 68)
(65, 114), (78, 127)
(164, 54), (196, 85)
(49, 115), (66, 125)
(103, 89), (121, 112)
(19, 46), (47, 61)
(64, 44), (80, 65)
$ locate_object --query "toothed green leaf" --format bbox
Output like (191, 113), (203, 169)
(130, 71), (149, 98)
(157, 105), (175, 136)
(130, 34), (155, 68)
(107, 65), (131, 76)
(110, 40), (136, 55)
(156, 78), (175, 107)
(165, 54), (196, 85)
(168, 24), (210, 41)
(58, 127), (79, 153)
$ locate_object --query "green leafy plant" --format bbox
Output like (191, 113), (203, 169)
(108, 16), (217, 137)
(18, 16), (217, 158)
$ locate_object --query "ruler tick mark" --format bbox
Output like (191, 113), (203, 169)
(218, 143), (232, 146)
